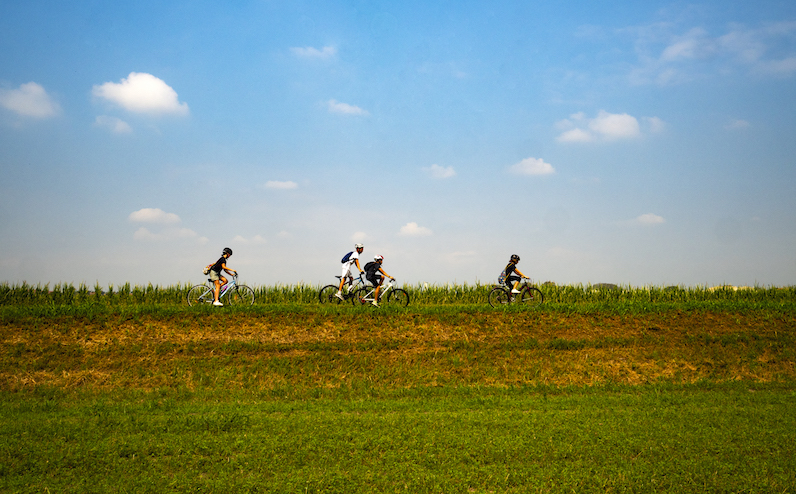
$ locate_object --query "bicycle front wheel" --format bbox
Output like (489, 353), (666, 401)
(187, 285), (214, 306)
(520, 287), (544, 307)
(385, 288), (410, 307)
(488, 287), (510, 307)
(227, 285), (255, 306)
(318, 284), (343, 304)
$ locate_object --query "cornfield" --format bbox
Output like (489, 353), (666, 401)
(1, 281), (794, 307)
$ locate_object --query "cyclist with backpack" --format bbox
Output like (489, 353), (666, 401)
(499, 254), (526, 295)
(209, 247), (237, 306)
(363, 255), (394, 307)
(336, 243), (365, 300)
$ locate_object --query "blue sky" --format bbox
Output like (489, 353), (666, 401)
(1, 0), (795, 288)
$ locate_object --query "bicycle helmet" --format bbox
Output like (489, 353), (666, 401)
(223, 247), (233, 256)
(355, 243), (364, 249)
(374, 255), (384, 262)
(510, 254), (520, 262)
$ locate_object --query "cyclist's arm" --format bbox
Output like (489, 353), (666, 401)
(378, 267), (394, 280)
(354, 259), (363, 273)
(221, 263), (237, 276)
(515, 268), (527, 279)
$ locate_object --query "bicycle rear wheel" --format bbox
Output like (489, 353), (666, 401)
(488, 287), (510, 307)
(187, 285), (213, 306)
(384, 288), (409, 307)
(520, 286), (544, 306)
(353, 287), (372, 305)
(227, 285), (255, 306)
(318, 284), (343, 304)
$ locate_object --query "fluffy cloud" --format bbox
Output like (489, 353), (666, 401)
(92, 72), (189, 115)
(94, 115), (132, 134)
(0, 82), (60, 118)
(263, 180), (298, 190)
(556, 111), (657, 143)
(399, 222), (432, 236)
(291, 46), (337, 59)
(725, 119), (750, 130)
(129, 208), (181, 224)
(509, 157), (555, 176)
(423, 164), (456, 179)
(327, 99), (369, 116)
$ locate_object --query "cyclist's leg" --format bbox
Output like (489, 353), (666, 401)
(373, 275), (384, 302)
(338, 264), (351, 292)
(506, 276), (521, 294)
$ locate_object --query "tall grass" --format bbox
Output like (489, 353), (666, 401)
(1, 281), (794, 307)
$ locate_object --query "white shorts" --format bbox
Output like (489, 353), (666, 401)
(341, 262), (355, 279)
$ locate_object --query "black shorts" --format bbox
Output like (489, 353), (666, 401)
(367, 274), (383, 286)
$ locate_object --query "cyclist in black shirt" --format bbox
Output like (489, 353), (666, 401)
(209, 247), (237, 306)
(363, 255), (393, 307)
(500, 254), (527, 294)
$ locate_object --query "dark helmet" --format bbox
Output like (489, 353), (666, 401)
(223, 247), (233, 256)
(510, 254), (520, 262)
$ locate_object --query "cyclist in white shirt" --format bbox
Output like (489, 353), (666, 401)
(336, 243), (365, 300)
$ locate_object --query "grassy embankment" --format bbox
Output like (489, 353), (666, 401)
(1, 283), (795, 492)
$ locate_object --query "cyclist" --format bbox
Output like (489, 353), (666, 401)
(499, 254), (527, 295)
(336, 243), (365, 300)
(209, 247), (237, 306)
(363, 255), (393, 307)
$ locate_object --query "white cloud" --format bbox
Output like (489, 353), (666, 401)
(129, 208), (181, 224)
(263, 180), (298, 190)
(628, 21), (796, 84)
(557, 110), (653, 143)
(423, 164), (456, 179)
(635, 213), (666, 225)
(92, 72), (189, 115)
(352, 232), (368, 243)
(0, 82), (60, 118)
(509, 157), (555, 176)
(725, 119), (750, 130)
(399, 222), (432, 237)
(94, 115), (132, 134)
(291, 46), (337, 59)
(233, 234), (267, 244)
(327, 99), (369, 116)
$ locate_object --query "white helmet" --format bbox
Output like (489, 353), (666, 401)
(355, 243), (364, 249)
(374, 254), (384, 261)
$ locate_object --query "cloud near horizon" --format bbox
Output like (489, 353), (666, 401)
(509, 157), (555, 176)
(129, 208), (181, 224)
(635, 213), (666, 225)
(399, 222), (432, 236)
(423, 164), (456, 179)
(92, 72), (189, 115)
(263, 180), (298, 190)
(0, 82), (60, 118)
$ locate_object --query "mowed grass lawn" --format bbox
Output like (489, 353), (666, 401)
(1, 304), (795, 492)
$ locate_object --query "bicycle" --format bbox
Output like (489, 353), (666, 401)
(488, 278), (544, 308)
(187, 273), (255, 306)
(318, 275), (366, 304)
(354, 278), (409, 307)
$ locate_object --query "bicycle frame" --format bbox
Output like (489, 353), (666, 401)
(358, 278), (396, 302)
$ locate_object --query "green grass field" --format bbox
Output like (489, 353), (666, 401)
(1, 283), (795, 492)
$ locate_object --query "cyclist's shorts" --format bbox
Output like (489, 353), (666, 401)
(367, 275), (383, 286)
(208, 270), (223, 282)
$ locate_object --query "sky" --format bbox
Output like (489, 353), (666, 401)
(1, 0), (795, 289)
